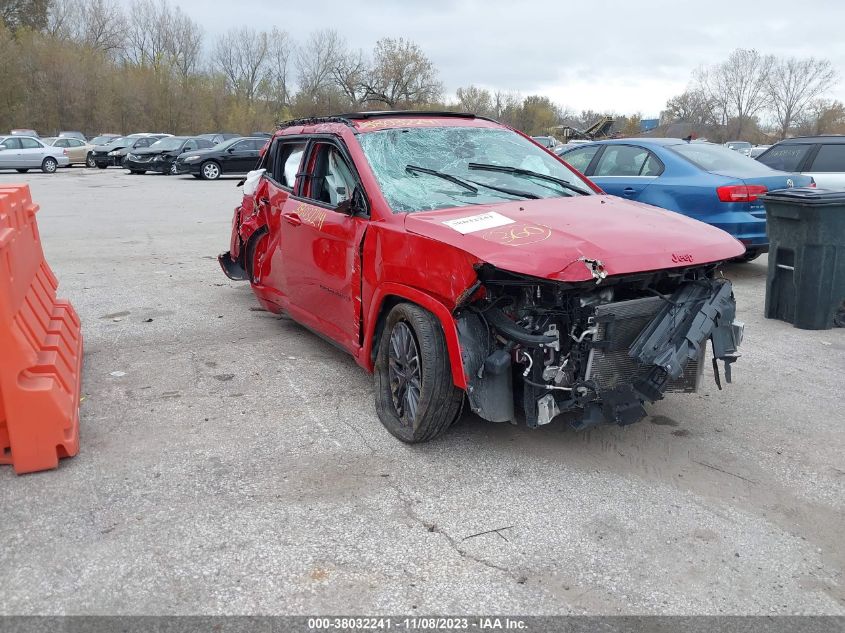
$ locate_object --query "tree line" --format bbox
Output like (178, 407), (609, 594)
(1, 1), (842, 141)
(663, 49), (842, 142)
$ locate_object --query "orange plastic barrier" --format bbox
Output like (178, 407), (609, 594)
(0, 185), (82, 474)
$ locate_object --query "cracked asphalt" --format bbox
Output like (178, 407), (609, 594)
(1, 167), (843, 615)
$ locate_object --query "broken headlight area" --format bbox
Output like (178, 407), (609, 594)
(457, 264), (742, 430)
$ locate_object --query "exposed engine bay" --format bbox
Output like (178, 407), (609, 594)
(457, 263), (744, 429)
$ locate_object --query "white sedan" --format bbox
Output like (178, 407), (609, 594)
(0, 135), (70, 173)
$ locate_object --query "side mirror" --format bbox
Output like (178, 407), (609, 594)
(338, 186), (368, 216)
(227, 147), (235, 153)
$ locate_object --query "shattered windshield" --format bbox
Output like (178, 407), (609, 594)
(357, 126), (594, 213)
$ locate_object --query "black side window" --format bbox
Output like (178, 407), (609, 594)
(232, 141), (249, 152)
(2, 138), (22, 149)
(757, 144), (811, 172)
(197, 139), (214, 149)
(809, 144), (845, 172)
(20, 138), (41, 149)
(135, 138), (151, 148)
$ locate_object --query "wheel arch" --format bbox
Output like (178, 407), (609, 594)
(363, 283), (467, 389)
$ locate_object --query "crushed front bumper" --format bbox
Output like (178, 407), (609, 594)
(218, 251), (247, 281)
(580, 278), (742, 427)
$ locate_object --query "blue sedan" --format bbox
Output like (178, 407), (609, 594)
(560, 138), (814, 260)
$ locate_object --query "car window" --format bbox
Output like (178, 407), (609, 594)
(808, 144), (845, 173)
(134, 138), (152, 148)
(20, 137), (42, 149)
(304, 144), (357, 207)
(197, 139), (214, 149)
(232, 140), (252, 152)
(183, 139), (198, 151)
(54, 139), (68, 147)
(671, 142), (775, 174)
(0, 137), (21, 150)
(70, 139), (84, 147)
(594, 145), (652, 177)
(562, 146), (600, 173)
(276, 142), (306, 189)
(756, 144), (812, 172)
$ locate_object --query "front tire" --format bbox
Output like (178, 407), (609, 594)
(200, 161), (221, 180)
(15, 168), (29, 173)
(129, 169), (146, 175)
(86, 153), (96, 168)
(374, 303), (463, 443)
(96, 163), (107, 169)
(41, 157), (58, 173)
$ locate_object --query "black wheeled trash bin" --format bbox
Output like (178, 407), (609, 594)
(762, 187), (845, 330)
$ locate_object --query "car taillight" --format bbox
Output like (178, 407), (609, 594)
(716, 184), (767, 202)
(809, 178), (816, 188)
(62, 149), (68, 155)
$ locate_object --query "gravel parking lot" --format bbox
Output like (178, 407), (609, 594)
(1, 167), (843, 615)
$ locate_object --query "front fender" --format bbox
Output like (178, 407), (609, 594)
(361, 282), (467, 389)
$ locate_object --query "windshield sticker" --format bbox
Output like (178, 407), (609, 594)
(442, 211), (515, 234)
(482, 222), (553, 247)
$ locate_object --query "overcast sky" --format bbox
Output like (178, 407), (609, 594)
(166, 0), (844, 116)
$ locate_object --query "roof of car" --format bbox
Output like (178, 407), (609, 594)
(566, 137), (692, 148)
(772, 135), (845, 144)
(276, 111), (491, 132)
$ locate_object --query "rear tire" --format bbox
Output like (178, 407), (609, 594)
(86, 153), (96, 168)
(200, 161), (221, 180)
(374, 303), (463, 443)
(41, 157), (58, 173)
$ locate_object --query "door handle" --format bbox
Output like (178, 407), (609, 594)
(623, 187), (636, 195)
(282, 212), (302, 226)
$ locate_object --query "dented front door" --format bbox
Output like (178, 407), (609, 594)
(279, 142), (368, 353)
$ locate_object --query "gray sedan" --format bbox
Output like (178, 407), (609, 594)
(0, 135), (70, 173)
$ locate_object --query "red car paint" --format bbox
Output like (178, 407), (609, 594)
(224, 114), (745, 392)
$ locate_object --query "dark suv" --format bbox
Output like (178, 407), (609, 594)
(757, 136), (845, 189)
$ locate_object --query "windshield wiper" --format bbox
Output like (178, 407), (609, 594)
(467, 162), (592, 196)
(406, 165), (477, 193)
(405, 164), (539, 199)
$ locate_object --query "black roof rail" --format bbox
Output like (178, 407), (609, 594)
(338, 110), (478, 120)
(275, 116), (357, 130)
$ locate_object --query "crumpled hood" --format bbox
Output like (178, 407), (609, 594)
(403, 195), (745, 282)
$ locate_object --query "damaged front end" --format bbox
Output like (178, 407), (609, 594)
(457, 263), (743, 430)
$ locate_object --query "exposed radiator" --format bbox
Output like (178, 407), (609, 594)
(586, 295), (703, 394)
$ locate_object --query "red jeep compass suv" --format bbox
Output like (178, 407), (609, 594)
(219, 111), (745, 442)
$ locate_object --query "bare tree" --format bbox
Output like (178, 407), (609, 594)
(331, 47), (367, 107)
(295, 29), (344, 96)
(361, 38), (442, 108)
(664, 88), (716, 126)
(212, 26), (269, 103)
(696, 49), (774, 138)
(262, 27), (293, 112)
(1, 0), (50, 32)
(455, 85), (494, 117)
(125, 0), (173, 69)
(168, 6), (202, 81)
(768, 57), (837, 139)
(48, 0), (126, 55)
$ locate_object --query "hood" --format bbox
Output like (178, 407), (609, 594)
(403, 195), (745, 283)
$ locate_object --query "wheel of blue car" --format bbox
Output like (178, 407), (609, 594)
(374, 303), (463, 442)
(41, 157), (58, 173)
